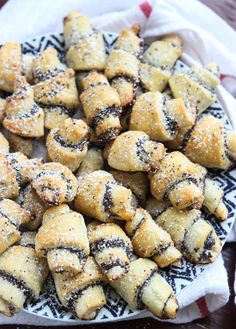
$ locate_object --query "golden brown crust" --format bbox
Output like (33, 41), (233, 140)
(53, 256), (106, 320)
(0, 98), (6, 123)
(150, 151), (206, 210)
(0, 132), (9, 154)
(80, 71), (121, 144)
(0, 43), (22, 93)
(110, 258), (178, 319)
(46, 118), (90, 172)
(108, 131), (166, 173)
(64, 12), (106, 71)
(184, 115), (234, 169)
(125, 208), (182, 268)
(8, 133), (33, 157)
(75, 147), (104, 177)
(3, 77), (44, 138)
(74, 170), (137, 222)
(36, 207), (89, 276)
(87, 221), (133, 281)
(31, 162), (78, 205)
(156, 207), (222, 264)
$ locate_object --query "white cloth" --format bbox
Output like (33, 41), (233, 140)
(0, 0), (235, 325)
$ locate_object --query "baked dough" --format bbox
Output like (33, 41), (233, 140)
(75, 147), (104, 177)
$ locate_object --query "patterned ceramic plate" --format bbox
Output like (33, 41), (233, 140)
(20, 32), (236, 323)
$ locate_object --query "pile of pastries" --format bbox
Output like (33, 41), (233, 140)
(0, 11), (235, 321)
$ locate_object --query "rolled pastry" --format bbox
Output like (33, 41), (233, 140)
(0, 152), (34, 199)
(33, 48), (79, 130)
(169, 63), (220, 114)
(107, 131), (166, 173)
(203, 178), (228, 221)
(16, 184), (48, 230)
(155, 207), (222, 264)
(88, 221), (133, 281)
(80, 71), (122, 145)
(105, 25), (142, 110)
(22, 54), (34, 84)
(140, 34), (183, 93)
(184, 115), (236, 169)
(0, 199), (30, 255)
(74, 170), (137, 222)
(0, 235), (48, 316)
(75, 147), (104, 177)
(3, 76), (44, 138)
(53, 256), (106, 320)
(110, 170), (148, 206)
(130, 91), (195, 142)
(150, 151), (207, 210)
(8, 133), (33, 157)
(0, 132), (9, 154)
(46, 118), (90, 172)
(31, 162), (78, 205)
(146, 197), (171, 219)
(64, 12), (106, 71)
(110, 258), (178, 319)
(36, 205), (89, 276)
(0, 42), (22, 93)
(125, 208), (182, 268)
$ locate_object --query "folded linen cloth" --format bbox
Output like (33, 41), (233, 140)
(0, 0), (235, 324)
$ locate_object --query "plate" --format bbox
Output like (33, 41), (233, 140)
(19, 32), (236, 323)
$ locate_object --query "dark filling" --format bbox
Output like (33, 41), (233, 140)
(6, 155), (23, 188)
(34, 68), (65, 83)
(151, 243), (171, 258)
(161, 293), (176, 319)
(91, 106), (120, 129)
(199, 232), (215, 262)
(20, 243), (35, 248)
(94, 128), (120, 147)
(224, 131), (235, 163)
(45, 246), (86, 260)
(99, 259), (129, 272)
(90, 238), (133, 259)
(34, 170), (73, 202)
(131, 217), (146, 237)
(0, 270), (33, 299)
(164, 176), (199, 200)
(162, 104), (179, 136)
(53, 131), (89, 151)
(8, 103), (41, 120)
(85, 81), (108, 90)
(136, 268), (159, 309)
(136, 138), (151, 166)
(66, 280), (103, 309)
(0, 209), (17, 227)
(38, 103), (74, 116)
(103, 181), (115, 212)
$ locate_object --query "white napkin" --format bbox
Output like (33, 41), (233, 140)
(0, 0), (235, 325)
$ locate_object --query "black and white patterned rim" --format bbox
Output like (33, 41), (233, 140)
(20, 32), (236, 323)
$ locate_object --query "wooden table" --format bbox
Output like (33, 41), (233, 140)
(0, 0), (235, 328)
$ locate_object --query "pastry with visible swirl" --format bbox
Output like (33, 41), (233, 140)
(0, 233), (48, 316)
(74, 170), (137, 222)
(0, 199), (30, 255)
(80, 71), (122, 145)
(53, 256), (106, 320)
(64, 12), (106, 72)
(140, 35), (183, 93)
(46, 118), (90, 172)
(17, 184), (48, 230)
(125, 208), (182, 268)
(105, 25), (142, 110)
(88, 221), (133, 281)
(150, 151), (206, 210)
(110, 170), (148, 206)
(130, 91), (196, 142)
(184, 115), (236, 169)
(169, 63), (220, 114)
(33, 48), (79, 130)
(3, 76), (44, 138)
(155, 207), (222, 264)
(107, 131), (165, 173)
(0, 152), (36, 199)
(36, 205), (89, 276)
(31, 162), (78, 205)
(110, 258), (178, 319)
(0, 42), (22, 93)
(75, 147), (104, 177)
